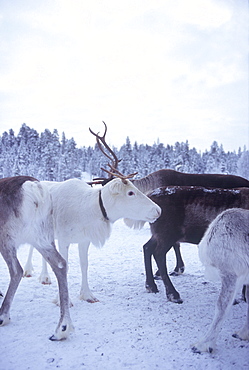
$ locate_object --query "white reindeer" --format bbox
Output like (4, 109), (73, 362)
(192, 208), (249, 353)
(0, 176), (73, 340)
(24, 123), (161, 303)
(24, 176), (161, 303)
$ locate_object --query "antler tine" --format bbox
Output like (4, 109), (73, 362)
(98, 130), (120, 170)
(89, 121), (107, 140)
(89, 122), (138, 184)
(101, 120), (108, 139)
(107, 164), (138, 178)
(89, 122), (121, 174)
(101, 167), (138, 181)
(95, 138), (116, 179)
(96, 138), (114, 164)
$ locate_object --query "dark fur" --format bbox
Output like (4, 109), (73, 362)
(0, 176), (37, 225)
(133, 170), (249, 275)
(133, 169), (249, 194)
(144, 186), (249, 303)
(0, 176), (73, 339)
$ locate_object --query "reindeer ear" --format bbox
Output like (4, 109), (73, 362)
(108, 178), (123, 195)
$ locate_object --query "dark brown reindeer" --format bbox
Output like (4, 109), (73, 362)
(82, 126), (249, 299)
(140, 185), (249, 303)
(132, 169), (249, 276)
(88, 124), (249, 276)
(87, 124), (249, 289)
(132, 169), (249, 195)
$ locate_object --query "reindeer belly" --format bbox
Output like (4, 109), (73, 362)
(181, 204), (217, 244)
(54, 224), (89, 244)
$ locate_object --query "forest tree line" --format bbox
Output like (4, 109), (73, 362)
(0, 123), (248, 181)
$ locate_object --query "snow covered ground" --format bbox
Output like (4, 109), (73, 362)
(0, 220), (248, 370)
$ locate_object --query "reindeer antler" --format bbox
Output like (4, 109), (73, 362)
(101, 165), (138, 183)
(89, 121), (121, 176)
(89, 121), (138, 185)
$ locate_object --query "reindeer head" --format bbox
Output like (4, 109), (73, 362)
(88, 122), (161, 225)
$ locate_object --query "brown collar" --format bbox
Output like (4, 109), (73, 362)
(99, 190), (109, 221)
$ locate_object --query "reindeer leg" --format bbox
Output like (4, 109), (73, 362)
(154, 268), (161, 280)
(23, 245), (34, 277)
(153, 247), (183, 304)
(154, 242), (185, 279)
(171, 242), (185, 276)
(52, 242), (72, 307)
(233, 285), (246, 305)
(35, 242), (74, 341)
(78, 241), (99, 303)
(143, 237), (159, 293)
(233, 284), (249, 341)
(23, 246), (52, 284)
(0, 243), (23, 326)
(192, 274), (237, 353)
(39, 257), (51, 285)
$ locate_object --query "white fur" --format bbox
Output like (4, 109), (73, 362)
(193, 208), (249, 353)
(123, 219), (146, 229)
(0, 179), (74, 340)
(24, 178), (161, 302)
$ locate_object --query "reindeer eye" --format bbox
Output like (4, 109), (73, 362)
(128, 191), (135, 196)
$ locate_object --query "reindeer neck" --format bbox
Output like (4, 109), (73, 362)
(99, 185), (119, 223)
(98, 190), (109, 221)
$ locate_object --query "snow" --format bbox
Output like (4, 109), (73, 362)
(0, 220), (248, 370)
(149, 186), (242, 198)
(150, 187), (178, 196)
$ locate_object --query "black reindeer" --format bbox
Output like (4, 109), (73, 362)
(142, 186), (249, 303)
(132, 169), (249, 276)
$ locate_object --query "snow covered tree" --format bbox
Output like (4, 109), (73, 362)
(237, 149), (249, 179)
(0, 124), (246, 181)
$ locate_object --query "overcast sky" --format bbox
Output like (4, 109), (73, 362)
(0, 0), (248, 152)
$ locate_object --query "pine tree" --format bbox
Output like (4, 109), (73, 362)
(237, 149), (249, 179)
(0, 124), (246, 181)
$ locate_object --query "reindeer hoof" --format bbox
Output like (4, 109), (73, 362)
(232, 333), (240, 339)
(191, 346), (201, 354)
(173, 298), (183, 304)
(232, 331), (249, 341)
(170, 266), (185, 276)
(146, 284), (159, 293)
(40, 277), (52, 285)
(23, 273), (32, 278)
(86, 298), (100, 303)
(49, 321), (74, 341)
(79, 291), (99, 302)
(49, 334), (66, 341)
(170, 271), (180, 277)
(192, 345), (213, 354)
(0, 315), (10, 326)
(167, 294), (183, 304)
